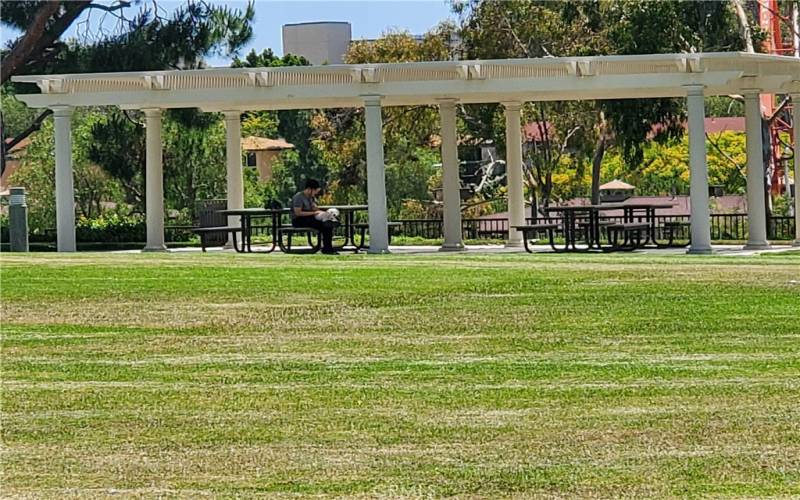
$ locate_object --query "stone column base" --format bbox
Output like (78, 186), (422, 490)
(686, 246), (713, 255)
(743, 242), (771, 251)
(143, 245), (168, 252)
(439, 243), (466, 252)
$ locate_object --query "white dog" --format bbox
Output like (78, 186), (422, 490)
(314, 208), (340, 223)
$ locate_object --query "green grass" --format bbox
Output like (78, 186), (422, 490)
(1, 251), (799, 497)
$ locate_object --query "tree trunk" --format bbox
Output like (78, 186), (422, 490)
(0, 1), (62, 84)
(590, 135), (606, 205)
(762, 118), (773, 224)
(730, 0), (755, 53)
(2, 2), (92, 84)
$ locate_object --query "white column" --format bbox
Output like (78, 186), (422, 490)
(143, 108), (166, 251)
(743, 90), (770, 249)
(438, 99), (464, 251)
(504, 102), (525, 247)
(223, 111), (244, 231)
(685, 86), (712, 254)
(363, 95), (390, 253)
(52, 106), (76, 252)
(792, 93), (800, 246)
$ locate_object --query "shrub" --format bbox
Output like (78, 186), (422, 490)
(75, 214), (146, 242)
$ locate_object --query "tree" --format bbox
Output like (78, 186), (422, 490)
(9, 111), (125, 232)
(86, 110), (146, 210)
(310, 29), (451, 213)
(230, 49), (322, 204)
(1, 0), (255, 172)
(455, 0), (746, 209)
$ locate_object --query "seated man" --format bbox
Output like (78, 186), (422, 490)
(291, 179), (336, 254)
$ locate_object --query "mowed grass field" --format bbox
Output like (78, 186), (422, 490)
(1, 251), (799, 498)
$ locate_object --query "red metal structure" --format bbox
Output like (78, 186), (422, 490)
(757, 0), (796, 196)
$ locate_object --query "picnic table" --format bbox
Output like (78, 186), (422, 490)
(216, 207), (289, 253)
(217, 205), (369, 254)
(543, 201), (676, 252)
(542, 205), (597, 252)
(318, 204), (368, 252)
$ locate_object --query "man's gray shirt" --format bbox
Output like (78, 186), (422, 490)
(291, 192), (316, 220)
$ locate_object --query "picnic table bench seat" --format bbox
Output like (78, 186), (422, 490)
(353, 221), (402, 249)
(606, 222), (650, 231)
(511, 223), (559, 253)
(192, 226), (243, 252)
(276, 226), (322, 254)
(579, 219), (614, 227)
(605, 222), (650, 251)
(660, 220), (691, 247)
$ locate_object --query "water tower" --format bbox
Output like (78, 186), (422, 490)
(282, 22), (352, 65)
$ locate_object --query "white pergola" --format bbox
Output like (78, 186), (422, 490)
(12, 52), (800, 253)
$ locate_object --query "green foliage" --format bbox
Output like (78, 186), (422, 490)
(600, 131), (747, 196)
(603, 1), (744, 54)
(455, 0), (747, 204)
(1, 89), (37, 138)
(87, 110), (145, 210)
(161, 116), (227, 214)
(231, 48), (309, 68)
(242, 167), (281, 209)
(230, 49), (320, 202)
(73, 213), (194, 243)
(266, 149), (304, 205)
(706, 96), (745, 117)
(7, 1), (256, 81)
(385, 146), (441, 219)
(9, 112), (126, 233)
(75, 213), (145, 243)
(346, 27), (452, 63)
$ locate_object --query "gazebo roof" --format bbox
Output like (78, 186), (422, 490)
(600, 179), (635, 190)
(12, 52), (799, 112)
(241, 136), (294, 151)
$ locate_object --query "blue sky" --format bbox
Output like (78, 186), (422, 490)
(1, 0), (456, 67)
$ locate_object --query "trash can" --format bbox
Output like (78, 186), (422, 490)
(195, 199), (227, 247)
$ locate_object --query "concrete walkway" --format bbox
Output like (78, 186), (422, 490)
(146, 243), (798, 257)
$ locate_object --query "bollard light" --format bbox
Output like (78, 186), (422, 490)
(8, 186), (29, 252)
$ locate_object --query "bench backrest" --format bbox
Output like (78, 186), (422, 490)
(195, 199), (228, 246)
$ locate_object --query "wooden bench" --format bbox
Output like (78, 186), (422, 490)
(511, 223), (559, 253)
(192, 226), (243, 252)
(353, 222), (402, 249)
(606, 222), (649, 250)
(276, 226), (322, 254)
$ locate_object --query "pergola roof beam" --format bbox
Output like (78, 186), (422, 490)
(12, 52), (798, 111)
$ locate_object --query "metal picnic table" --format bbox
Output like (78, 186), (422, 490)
(317, 204), (369, 252)
(597, 202), (677, 247)
(216, 207), (289, 253)
(544, 201), (676, 252)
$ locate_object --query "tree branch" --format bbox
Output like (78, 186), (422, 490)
(86, 1), (130, 13)
(1, 1), (93, 84)
(706, 131), (746, 178)
(0, 1), (61, 83)
(1, 109), (53, 176)
(6, 109), (53, 152)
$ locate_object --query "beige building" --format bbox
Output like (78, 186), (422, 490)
(282, 22), (352, 65)
(241, 136), (294, 182)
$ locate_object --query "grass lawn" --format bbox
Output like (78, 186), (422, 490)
(1, 251), (799, 497)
